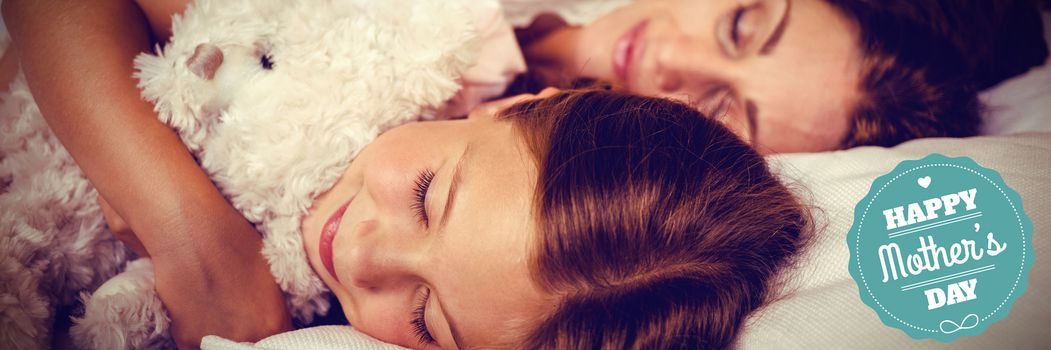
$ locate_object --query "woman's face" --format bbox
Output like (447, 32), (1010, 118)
(572, 0), (862, 153)
(301, 92), (558, 349)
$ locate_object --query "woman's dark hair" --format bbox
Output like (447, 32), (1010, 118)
(828, 0), (1048, 148)
(498, 89), (811, 349)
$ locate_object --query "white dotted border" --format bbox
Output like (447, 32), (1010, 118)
(853, 163), (1028, 333)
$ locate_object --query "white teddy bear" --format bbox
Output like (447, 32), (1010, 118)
(0, 0), (481, 348)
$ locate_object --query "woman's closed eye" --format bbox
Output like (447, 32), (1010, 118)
(412, 169), (436, 226)
(411, 288), (437, 345)
(731, 6), (753, 50)
(719, 0), (789, 57)
(719, 4), (758, 57)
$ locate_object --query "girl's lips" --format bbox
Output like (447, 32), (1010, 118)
(320, 198), (353, 281)
(613, 20), (649, 85)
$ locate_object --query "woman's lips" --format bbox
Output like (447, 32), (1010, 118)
(320, 198), (353, 281)
(613, 20), (649, 85)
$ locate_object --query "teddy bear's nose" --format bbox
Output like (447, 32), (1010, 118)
(187, 43), (224, 80)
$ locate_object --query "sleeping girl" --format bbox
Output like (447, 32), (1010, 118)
(292, 87), (812, 348)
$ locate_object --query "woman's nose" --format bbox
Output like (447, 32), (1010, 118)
(340, 219), (419, 289)
(653, 37), (727, 94)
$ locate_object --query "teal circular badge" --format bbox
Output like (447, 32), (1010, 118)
(847, 154), (1034, 341)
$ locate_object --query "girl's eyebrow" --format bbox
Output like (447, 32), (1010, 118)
(437, 296), (467, 348)
(438, 143), (473, 231)
(434, 143), (473, 349)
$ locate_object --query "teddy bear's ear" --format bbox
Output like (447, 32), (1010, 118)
(187, 43), (224, 80)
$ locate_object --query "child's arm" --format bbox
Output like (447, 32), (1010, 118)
(2, 0), (291, 347)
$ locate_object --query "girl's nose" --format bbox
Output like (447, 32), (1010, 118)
(340, 219), (417, 289)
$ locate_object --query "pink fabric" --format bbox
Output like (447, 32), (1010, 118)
(442, 0), (527, 117)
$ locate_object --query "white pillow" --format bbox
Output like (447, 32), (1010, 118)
(202, 326), (405, 350)
(741, 133), (1051, 349)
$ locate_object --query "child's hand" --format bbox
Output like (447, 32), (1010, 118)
(97, 195), (149, 258)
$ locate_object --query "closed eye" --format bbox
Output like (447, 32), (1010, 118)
(412, 169), (436, 226)
(411, 288), (437, 345)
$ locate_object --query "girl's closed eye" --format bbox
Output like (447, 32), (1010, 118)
(412, 169), (436, 226)
(412, 288), (437, 345)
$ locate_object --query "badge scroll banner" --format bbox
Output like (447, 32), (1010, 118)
(847, 153), (1034, 342)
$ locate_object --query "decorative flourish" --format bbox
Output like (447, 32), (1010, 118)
(939, 313), (979, 334)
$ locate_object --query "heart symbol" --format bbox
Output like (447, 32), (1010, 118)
(917, 176), (932, 188)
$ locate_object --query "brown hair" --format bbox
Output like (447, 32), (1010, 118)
(498, 89), (811, 349)
(829, 0), (1047, 148)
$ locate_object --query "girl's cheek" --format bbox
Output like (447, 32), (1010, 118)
(353, 305), (418, 347)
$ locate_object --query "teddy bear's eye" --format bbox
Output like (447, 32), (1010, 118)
(260, 54), (274, 70)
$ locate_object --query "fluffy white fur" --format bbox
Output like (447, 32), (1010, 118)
(0, 0), (478, 348)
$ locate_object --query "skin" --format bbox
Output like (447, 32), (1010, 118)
(523, 0), (863, 153)
(301, 91), (560, 349)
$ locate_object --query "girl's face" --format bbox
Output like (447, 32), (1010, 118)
(301, 92), (559, 349)
(571, 0), (862, 153)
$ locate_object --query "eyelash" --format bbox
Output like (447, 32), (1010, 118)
(411, 169), (436, 226)
(411, 288), (436, 345)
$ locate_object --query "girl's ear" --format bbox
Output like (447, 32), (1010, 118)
(469, 94), (530, 120)
(469, 88), (559, 120)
